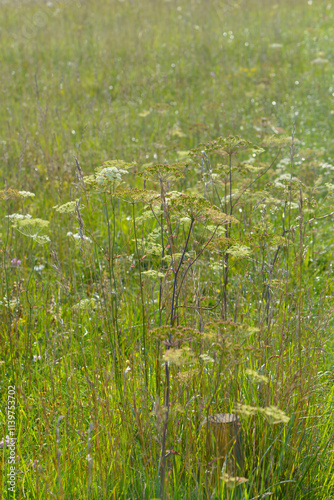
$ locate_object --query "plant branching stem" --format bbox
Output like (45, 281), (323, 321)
(159, 218), (194, 499)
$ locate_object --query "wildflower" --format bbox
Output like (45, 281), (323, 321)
(221, 473), (248, 488)
(311, 58), (329, 65)
(210, 72), (216, 77)
(18, 191), (35, 198)
(168, 126), (186, 138)
(10, 217), (50, 244)
(34, 265), (45, 272)
(245, 368), (269, 384)
(177, 369), (199, 382)
(29, 459), (39, 469)
(53, 200), (82, 214)
(84, 160), (132, 189)
(0, 436), (10, 448)
(162, 346), (194, 366)
(269, 43), (283, 49)
(199, 353), (215, 363)
(67, 232), (93, 244)
(11, 258), (21, 267)
(5, 213), (32, 220)
(227, 244), (252, 259)
(33, 355), (42, 362)
(138, 110), (151, 117)
(141, 270), (165, 278)
(2, 297), (19, 310)
(72, 298), (97, 311)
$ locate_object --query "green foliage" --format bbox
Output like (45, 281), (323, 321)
(1, 0), (334, 498)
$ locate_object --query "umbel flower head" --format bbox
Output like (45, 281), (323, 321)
(164, 191), (238, 226)
(162, 346), (195, 366)
(245, 368), (269, 384)
(8, 217), (50, 245)
(189, 135), (264, 161)
(138, 162), (187, 182)
(18, 191), (35, 199)
(0, 188), (35, 201)
(83, 160), (134, 190)
(53, 200), (82, 214)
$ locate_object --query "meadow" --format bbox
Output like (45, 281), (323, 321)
(1, 0), (334, 498)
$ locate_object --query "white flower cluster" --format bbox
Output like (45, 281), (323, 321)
(320, 162), (334, 173)
(5, 214), (32, 220)
(274, 173), (293, 187)
(83, 160), (132, 190)
(96, 166), (128, 185)
(67, 232), (93, 244)
(18, 191), (35, 198)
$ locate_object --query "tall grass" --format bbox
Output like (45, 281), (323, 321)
(1, 0), (334, 499)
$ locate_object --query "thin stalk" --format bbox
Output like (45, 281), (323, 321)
(222, 153), (233, 320)
(157, 210), (165, 397)
(297, 186), (304, 380)
(104, 192), (121, 391)
(159, 208), (165, 327)
(170, 219), (194, 328)
(132, 203), (148, 388)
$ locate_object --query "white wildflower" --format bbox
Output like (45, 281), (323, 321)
(83, 160), (132, 189)
(34, 265), (45, 272)
(96, 166), (127, 184)
(67, 232), (93, 244)
(5, 214), (32, 220)
(18, 191), (35, 198)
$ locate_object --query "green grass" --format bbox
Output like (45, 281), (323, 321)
(1, 0), (334, 498)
